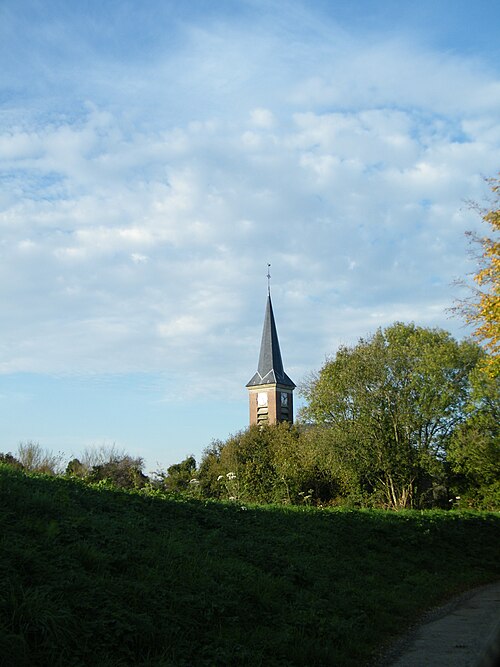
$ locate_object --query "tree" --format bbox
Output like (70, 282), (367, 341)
(16, 441), (63, 475)
(68, 444), (148, 489)
(447, 368), (500, 507)
(300, 323), (483, 509)
(460, 175), (500, 377)
(153, 456), (197, 493)
(204, 426), (277, 503)
(85, 455), (148, 489)
(66, 458), (86, 477)
(79, 443), (130, 470)
(197, 424), (347, 505)
(0, 452), (24, 470)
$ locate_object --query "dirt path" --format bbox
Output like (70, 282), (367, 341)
(380, 581), (500, 667)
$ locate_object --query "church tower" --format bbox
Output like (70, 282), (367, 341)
(246, 287), (295, 426)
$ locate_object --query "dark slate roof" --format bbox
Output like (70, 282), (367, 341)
(246, 295), (295, 388)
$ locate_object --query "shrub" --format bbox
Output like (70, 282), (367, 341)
(16, 442), (63, 475)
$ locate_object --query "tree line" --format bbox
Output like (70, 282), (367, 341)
(2, 322), (497, 510)
(193, 322), (498, 510)
(2, 176), (498, 510)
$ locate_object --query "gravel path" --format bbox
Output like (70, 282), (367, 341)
(379, 581), (500, 667)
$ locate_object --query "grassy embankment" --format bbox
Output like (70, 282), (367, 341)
(0, 464), (499, 666)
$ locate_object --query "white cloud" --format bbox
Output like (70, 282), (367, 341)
(131, 253), (149, 264)
(250, 108), (275, 128)
(290, 39), (500, 116)
(0, 1), (498, 393)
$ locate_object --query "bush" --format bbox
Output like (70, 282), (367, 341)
(152, 456), (197, 493)
(86, 456), (148, 490)
(198, 424), (344, 505)
(459, 481), (500, 511)
(16, 442), (63, 475)
(0, 452), (24, 470)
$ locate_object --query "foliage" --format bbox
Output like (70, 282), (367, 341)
(300, 323), (483, 509)
(152, 455), (197, 493)
(65, 457), (86, 477)
(198, 424), (341, 505)
(198, 427), (276, 503)
(63, 445), (148, 490)
(0, 465), (498, 667)
(447, 369), (500, 493)
(459, 175), (500, 377)
(1, 322), (496, 511)
(16, 441), (64, 475)
(458, 481), (500, 511)
(85, 455), (148, 490)
(0, 452), (24, 469)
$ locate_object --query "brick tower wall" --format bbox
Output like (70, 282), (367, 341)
(248, 385), (294, 426)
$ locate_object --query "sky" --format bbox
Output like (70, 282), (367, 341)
(1, 0), (499, 473)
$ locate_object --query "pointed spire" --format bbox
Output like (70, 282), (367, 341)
(246, 294), (295, 388)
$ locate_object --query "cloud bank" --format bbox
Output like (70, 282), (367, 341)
(1, 1), (499, 398)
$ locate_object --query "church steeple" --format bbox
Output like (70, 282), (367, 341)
(247, 296), (295, 389)
(246, 288), (295, 426)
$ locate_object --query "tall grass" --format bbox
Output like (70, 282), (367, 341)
(0, 464), (498, 666)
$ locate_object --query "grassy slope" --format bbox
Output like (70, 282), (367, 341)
(0, 465), (499, 667)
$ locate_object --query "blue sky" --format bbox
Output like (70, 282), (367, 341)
(1, 0), (499, 473)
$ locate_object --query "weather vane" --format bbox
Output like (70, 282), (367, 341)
(267, 263), (271, 295)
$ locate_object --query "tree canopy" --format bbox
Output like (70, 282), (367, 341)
(461, 175), (500, 377)
(300, 323), (483, 508)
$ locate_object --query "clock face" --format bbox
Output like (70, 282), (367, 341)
(257, 392), (268, 407)
(280, 392), (288, 407)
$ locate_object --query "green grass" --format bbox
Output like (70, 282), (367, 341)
(0, 464), (499, 666)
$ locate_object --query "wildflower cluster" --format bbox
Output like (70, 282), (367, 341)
(217, 472), (239, 500)
(298, 489), (314, 505)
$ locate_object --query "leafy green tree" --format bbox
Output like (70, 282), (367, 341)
(64, 445), (148, 489)
(216, 426), (277, 503)
(0, 452), (24, 470)
(198, 424), (343, 505)
(268, 423), (343, 504)
(447, 368), (500, 507)
(153, 455), (197, 493)
(66, 458), (86, 477)
(197, 440), (226, 499)
(267, 423), (310, 503)
(86, 455), (148, 489)
(303, 426), (373, 506)
(300, 323), (483, 509)
(198, 425), (296, 503)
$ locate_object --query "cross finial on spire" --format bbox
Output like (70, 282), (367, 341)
(267, 263), (271, 295)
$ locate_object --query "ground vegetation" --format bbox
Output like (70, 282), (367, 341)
(0, 464), (498, 667)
